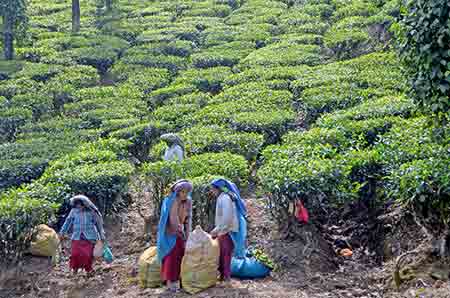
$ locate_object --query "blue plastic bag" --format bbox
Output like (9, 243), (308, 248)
(231, 256), (271, 279)
(103, 243), (113, 264)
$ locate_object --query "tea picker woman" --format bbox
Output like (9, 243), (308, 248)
(157, 179), (193, 293)
(209, 178), (247, 285)
(59, 195), (106, 276)
(161, 133), (185, 162)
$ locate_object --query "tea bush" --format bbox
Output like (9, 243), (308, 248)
(174, 67), (233, 94)
(179, 125), (265, 160)
(191, 41), (256, 68)
(240, 43), (323, 68)
(324, 27), (371, 59)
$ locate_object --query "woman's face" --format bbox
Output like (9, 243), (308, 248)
(75, 201), (84, 209)
(178, 189), (189, 201)
(209, 186), (220, 198)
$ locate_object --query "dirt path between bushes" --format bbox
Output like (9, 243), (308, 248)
(2, 193), (450, 298)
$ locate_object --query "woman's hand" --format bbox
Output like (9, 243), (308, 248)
(210, 230), (218, 239)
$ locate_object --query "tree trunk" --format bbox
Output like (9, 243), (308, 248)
(105, 0), (112, 12)
(72, 0), (80, 33)
(3, 14), (14, 60)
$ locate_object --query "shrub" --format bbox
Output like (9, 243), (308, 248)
(0, 135), (81, 190)
(166, 92), (212, 107)
(110, 122), (169, 161)
(0, 107), (33, 142)
(174, 67), (232, 93)
(191, 41), (256, 68)
(316, 95), (414, 127)
(324, 27), (372, 59)
(0, 78), (42, 99)
(0, 61), (24, 80)
(153, 103), (199, 130)
(121, 52), (188, 72)
(0, 190), (59, 265)
(224, 65), (310, 87)
(67, 46), (118, 73)
(233, 23), (274, 45)
(186, 5), (232, 18)
(36, 138), (134, 214)
(299, 83), (384, 117)
(388, 157), (450, 221)
(332, 0), (378, 21)
(281, 22), (329, 35)
(270, 34), (324, 45)
(230, 110), (296, 143)
(375, 117), (447, 169)
(258, 142), (351, 223)
(302, 4), (334, 19)
(13, 62), (63, 83)
(179, 125), (265, 160)
(147, 83), (197, 108)
(290, 52), (403, 95)
(240, 43), (322, 68)
(395, 0), (450, 124)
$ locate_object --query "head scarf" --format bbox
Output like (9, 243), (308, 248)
(171, 179), (193, 194)
(211, 178), (247, 258)
(157, 179), (193, 262)
(161, 133), (184, 149)
(70, 195), (101, 216)
(70, 195), (104, 237)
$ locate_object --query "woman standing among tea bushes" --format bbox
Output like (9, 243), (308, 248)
(209, 178), (247, 285)
(59, 195), (106, 276)
(157, 179), (193, 293)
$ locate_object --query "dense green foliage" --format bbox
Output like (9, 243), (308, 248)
(396, 0), (450, 124)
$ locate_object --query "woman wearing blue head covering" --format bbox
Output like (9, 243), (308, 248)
(157, 179), (193, 293)
(209, 178), (247, 284)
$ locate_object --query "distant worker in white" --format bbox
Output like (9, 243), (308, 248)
(161, 133), (185, 162)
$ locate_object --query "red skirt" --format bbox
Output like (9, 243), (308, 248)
(218, 234), (234, 279)
(70, 240), (95, 272)
(218, 234), (234, 280)
(161, 237), (185, 282)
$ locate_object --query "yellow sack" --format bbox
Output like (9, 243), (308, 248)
(181, 226), (219, 294)
(30, 224), (60, 259)
(138, 246), (161, 288)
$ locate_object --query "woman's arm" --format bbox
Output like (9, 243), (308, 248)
(211, 194), (233, 236)
(94, 213), (106, 240)
(184, 201), (192, 240)
(59, 210), (74, 236)
(168, 201), (182, 236)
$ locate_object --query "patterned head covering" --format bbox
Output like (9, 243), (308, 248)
(171, 179), (193, 193)
(70, 195), (101, 215)
(69, 195), (105, 240)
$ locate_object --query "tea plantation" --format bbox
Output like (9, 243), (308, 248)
(1, 0), (449, 262)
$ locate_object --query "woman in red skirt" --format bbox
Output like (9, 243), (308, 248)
(59, 195), (106, 276)
(157, 179), (193, 293)
(209, 178), (247, 286)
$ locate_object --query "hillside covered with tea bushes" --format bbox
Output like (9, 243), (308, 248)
(1, 0), (449, 263)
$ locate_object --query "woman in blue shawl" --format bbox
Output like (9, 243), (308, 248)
(209, 178), (247, 283)
(156, 179), (193, 293)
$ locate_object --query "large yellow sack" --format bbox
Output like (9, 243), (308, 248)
(181, 226), (219, 294)
(138, 246), (161, 288)
(30, 224), (60, 258)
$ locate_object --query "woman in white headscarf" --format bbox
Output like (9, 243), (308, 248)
(161, 133), (185, 162)
(59, 195), (106, 276)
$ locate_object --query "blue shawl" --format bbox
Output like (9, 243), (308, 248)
(156, 192), (178, 263)
(211, 178), (247, 258)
